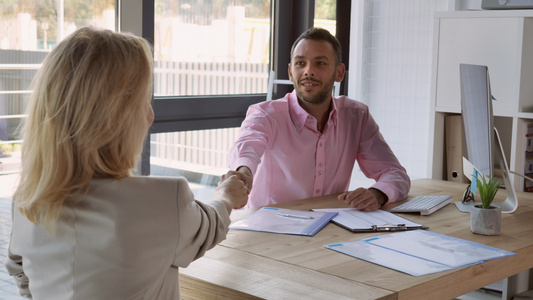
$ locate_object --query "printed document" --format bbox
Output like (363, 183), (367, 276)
(312, 208), (426, 232)
(230, 207), (337, 236)
(325, 230), (515, 276)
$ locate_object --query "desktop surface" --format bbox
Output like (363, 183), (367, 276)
(179, 179), (533, 300)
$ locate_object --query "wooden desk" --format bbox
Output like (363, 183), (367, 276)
(179, 179), (533, 300)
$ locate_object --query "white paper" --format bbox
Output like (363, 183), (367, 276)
(326, 241), (453, 276)
(230, 207), (337, 236)
(367, 230), (510, 267)
(313, 208), (423, 231)
(325, 230), (515, 276)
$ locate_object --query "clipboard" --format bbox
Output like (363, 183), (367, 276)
(312, 208), (427, 232)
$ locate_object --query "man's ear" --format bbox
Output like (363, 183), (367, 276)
(288, 63), (293, 82)
(336, 63), (346, 82)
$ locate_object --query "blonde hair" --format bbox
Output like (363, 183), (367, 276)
(15, 27), (153, 227)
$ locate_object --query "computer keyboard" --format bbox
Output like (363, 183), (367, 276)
(390, 195), (453, 216)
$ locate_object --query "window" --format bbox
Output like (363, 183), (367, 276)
(154, 0), (271, 97)
(314, 0), (337, 34)
(149, 1), (342, 201)
(149, 0), (271, 200)
(0, 0), (115, 175)
(0, 0), (348, 202)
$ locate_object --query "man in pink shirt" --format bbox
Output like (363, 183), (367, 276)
(228, 27), (410, 210)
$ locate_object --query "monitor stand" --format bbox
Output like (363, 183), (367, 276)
(455, 128), (518, 213)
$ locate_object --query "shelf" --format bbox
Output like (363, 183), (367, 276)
(430, 11), (533, 194)
(435, 10), (533, 19)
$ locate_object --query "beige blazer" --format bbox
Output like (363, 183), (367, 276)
(5, 176), (230, 299)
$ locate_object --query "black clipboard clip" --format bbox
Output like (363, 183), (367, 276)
(372, 224), (408, 231)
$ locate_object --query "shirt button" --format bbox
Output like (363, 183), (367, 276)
(315, 189), (320, 194)
(319, 143), (323, 147)
(319, 163), (323, 167)
(318, 171), (323, 175)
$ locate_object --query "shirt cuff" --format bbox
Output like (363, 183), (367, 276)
(229, 158), (258, 176)
(370, 182), (395, 203)
(369, 187), (388, 206)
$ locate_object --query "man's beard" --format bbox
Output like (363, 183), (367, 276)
(295, 75), (336, 106)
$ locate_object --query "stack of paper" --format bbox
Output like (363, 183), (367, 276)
(230, 207), (337, 236)
(325, 230), (515, 276)
(312, 208), (426, 232)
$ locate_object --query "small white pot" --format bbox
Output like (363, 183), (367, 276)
(470, 205), (501, 235)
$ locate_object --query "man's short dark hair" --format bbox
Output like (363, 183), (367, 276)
(290, 27), (342, 65)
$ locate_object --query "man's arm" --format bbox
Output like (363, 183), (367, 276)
(355, 110), (411, 205)
(228, 105), (274, 195)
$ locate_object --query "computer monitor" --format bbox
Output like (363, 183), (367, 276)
(455, 63), (518, 213)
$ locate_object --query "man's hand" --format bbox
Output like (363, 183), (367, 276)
(224, 166), (253, 195)
(338, 188), (388, 212)
(216, 175), (248, 212)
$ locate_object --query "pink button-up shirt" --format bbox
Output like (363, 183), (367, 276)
(229, 91), (410, 208)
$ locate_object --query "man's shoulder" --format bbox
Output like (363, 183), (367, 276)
(254, 97), (289, 107)
(249, 96), (290, 114)
(334, 96), (369, 111)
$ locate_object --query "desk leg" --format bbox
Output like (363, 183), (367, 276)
(503, 274), (517, 300)
(503, 270), (532, 300)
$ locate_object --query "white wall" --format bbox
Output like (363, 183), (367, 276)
(348, 0), (450, 183)
(347, 0), (485, 185)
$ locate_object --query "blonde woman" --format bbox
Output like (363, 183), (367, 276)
(5, 27), (248, 299)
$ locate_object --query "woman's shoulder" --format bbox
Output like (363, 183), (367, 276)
(88, 176), (189, 198)
(92, 175), (186, 185)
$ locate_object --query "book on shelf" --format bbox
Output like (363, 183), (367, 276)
(445, 115), (469, 183)
(524, 123), (533, 192)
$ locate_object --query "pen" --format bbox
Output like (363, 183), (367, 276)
(276, 212), (314, 219)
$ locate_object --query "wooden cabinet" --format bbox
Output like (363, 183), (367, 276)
(429, 10), (533, 192)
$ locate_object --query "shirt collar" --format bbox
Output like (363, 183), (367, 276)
(288, 90), (338, 132)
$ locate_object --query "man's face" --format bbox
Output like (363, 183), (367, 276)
(288, 39), (344, 106)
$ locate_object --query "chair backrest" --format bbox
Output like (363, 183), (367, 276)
(265, 70), (341, 101)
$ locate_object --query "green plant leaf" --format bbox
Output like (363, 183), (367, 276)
(475, 175), (500, 209)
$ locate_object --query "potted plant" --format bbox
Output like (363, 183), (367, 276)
(470, 175), (501, 235)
